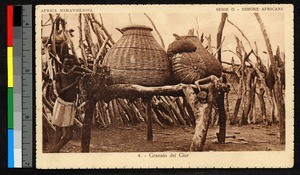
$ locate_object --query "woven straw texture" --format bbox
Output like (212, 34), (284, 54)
(170, 35), (222, 84)
(182, 35), (222, 77)
(172, 52), (207, 84)
(103, 25), (171, 86)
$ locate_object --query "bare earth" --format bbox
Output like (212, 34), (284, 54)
(44, 123), (284, 153)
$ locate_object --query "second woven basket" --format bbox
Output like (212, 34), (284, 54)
(169, 35), (222, 84)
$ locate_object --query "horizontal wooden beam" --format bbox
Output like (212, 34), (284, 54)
(101, 83), (199, 100)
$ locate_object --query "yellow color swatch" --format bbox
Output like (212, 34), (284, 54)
(7, 47), (13, 87)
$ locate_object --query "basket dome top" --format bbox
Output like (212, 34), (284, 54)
(121, 25), (153, 32)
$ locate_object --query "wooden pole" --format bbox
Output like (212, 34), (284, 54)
(231, 78), (242, 124)
(183, 84), (214, 151)
(175, 97), (191, 126)
(243, 69), (255, 124)
(108, 101), (117, 126)
(78, 14), (88, 68)
(151, 108), (165, 128)
(255, 13), (285, 143)
(216, 13), (228, 143)
(143, 98), (153, 141)
(116, 99), (130, 125)
(112, 99), (122, 124)
(81, 99), (96, 152)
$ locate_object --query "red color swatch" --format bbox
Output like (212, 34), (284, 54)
(7, 5), (13, 46)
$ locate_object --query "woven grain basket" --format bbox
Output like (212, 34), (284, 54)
(170, 35), (222, 84)
(102, 25), (171, 86)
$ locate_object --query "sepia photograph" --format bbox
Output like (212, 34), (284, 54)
(35, 4), (294, 168)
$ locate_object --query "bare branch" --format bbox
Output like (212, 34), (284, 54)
(213, 36), (226, 56)
(99, 14), (104, 26)
(227, 18), (252, 50)
(216, 13), (228, 63)
(222, 49), (239, 57)
(61, 18), (78, 59)
(83, 14), (96, 58)
(254, 41), (263, 64)
(78, 14), (88, 68)
(90, 13), (115, 44)
(88, 14), (106, 47)
(205, 34), (212, 53)
(128, 14), (133, 25)
(144, 13), (165, 49)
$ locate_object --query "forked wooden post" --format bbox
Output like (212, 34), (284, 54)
(183, 83), (215, 151)
(143, 97), (153, 141)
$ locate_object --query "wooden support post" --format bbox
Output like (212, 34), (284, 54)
(81, 99), (96, 152)
(216, 13), (228, 143)
(216, 89), (226, 143)
(143, 98), (153, 141)
(183, 84), (214, 151)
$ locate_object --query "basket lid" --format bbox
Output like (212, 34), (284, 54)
(121, 25), (153, 32)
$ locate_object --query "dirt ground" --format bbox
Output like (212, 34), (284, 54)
(43, 122), (284, 153)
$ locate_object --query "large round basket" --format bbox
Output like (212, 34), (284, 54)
(102, 25), (171, 86)
(170, 35), (222, 84)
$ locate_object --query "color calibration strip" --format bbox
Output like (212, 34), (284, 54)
(7, 5), (15, 168)
(7, 5), (33, 168)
